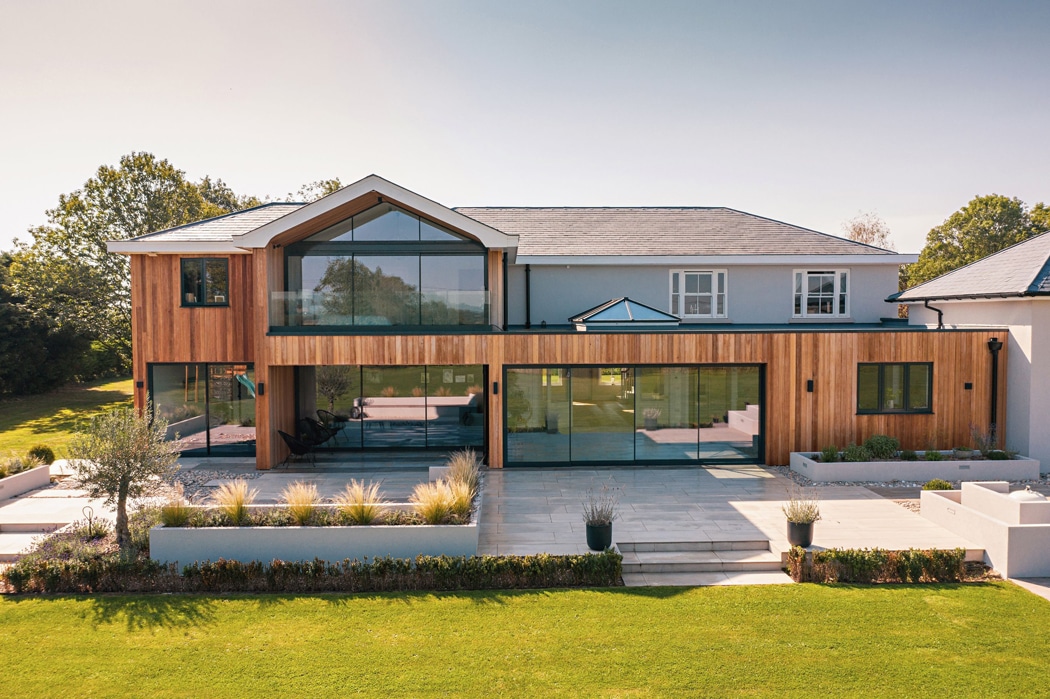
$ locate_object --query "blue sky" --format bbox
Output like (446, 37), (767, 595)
(1, 0), (1047, 253)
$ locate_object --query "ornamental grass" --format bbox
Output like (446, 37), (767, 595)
(411, 481), (454, 524)
(446, 448), (481, 496)
(212, 479), (258, 526)
(334, 479), (386, 524)
(281, 481), (321, 525)
(160, 482), (193, 527)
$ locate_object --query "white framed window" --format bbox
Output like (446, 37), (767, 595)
(793, 269), (849, 318)
(670, 270), (727, 318)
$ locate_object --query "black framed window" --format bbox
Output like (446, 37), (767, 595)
(857, 363), (932, 414)
(181, 258), (229, 307)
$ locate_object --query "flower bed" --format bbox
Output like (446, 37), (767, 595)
(150, 497), (481, 565)
(0, 463), (51, 500)
(790, 451), (1039, 482)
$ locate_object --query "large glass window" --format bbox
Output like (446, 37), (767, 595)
(181, 258), (229, 306)
(857, 363), (932, 413)
(150, 363), (255, 455)
(793, 270), (849, 318)
(277, 203), (487, 329)
(506, 365), (762, 465)
(670, 270), (727, 318)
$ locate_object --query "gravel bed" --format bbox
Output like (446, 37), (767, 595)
(50, 468), (261, 502)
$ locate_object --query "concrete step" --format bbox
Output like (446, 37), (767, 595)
(0, 522), (66, 533)
(621, 548), (783, 574)
(622, 570), (793, 587)
(0, 533), (43, 562)
(618, 539), (769, 553)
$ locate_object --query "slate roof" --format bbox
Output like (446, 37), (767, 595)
(892, 233), (1050, 301)
(453, 207), (892, 256)
(133, 203), (304, 242)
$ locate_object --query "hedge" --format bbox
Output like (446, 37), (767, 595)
(786, 546), (968, 583)
(2, 550), (623, 594)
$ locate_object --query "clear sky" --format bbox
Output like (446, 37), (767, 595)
(1, 0), (1048, 253)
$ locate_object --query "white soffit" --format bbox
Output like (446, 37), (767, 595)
(234, 174), (518, 250)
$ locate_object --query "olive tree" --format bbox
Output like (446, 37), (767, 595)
(316, 366), (355, 413)
(70, 404), (180, 550)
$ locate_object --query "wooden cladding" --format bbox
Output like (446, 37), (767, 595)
(255, 329), (1006, 469)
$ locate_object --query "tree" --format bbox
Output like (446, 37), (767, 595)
(290, 179), (343, 202)
(8, 153), (253, 369)
(316, 366), (355, 412)
(69, 403), (180, 550)
(843, 212), (894, 250)
(908, 194), (1050, 286)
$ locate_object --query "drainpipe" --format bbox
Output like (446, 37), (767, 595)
(988, 337), (1003, 440)
(525, 264), (532, 329)
(502, 252), (508, 331)
(924, 299), (944, 329)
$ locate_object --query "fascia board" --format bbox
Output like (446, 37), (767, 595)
(234, 174), (518, 249)
(514, 254), (918, 266)
(107, 241), (250, 254)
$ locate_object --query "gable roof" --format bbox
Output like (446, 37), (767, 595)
(107, 203), (305, 253)
(891, 233), (1050, 302)
(455, 207), (907, 263)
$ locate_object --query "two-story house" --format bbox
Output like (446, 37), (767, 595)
(108, 175), (1006, 469)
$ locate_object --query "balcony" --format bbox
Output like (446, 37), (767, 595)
(269, 290), (491, 333)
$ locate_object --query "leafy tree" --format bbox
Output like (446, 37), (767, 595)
(908, 194), (1050, 286)
(198, 176), (262, 211)
(290, 179), (343, 202)
(316, 366), (355, 412)
(843, 212), (894, 250)
(69, 403), (180, 550)
(8, 153), (253, 369)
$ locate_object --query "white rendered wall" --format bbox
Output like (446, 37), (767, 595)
(509, 263), (902, 327)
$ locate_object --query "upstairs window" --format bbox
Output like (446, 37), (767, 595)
(181, 258), (229, 306)
(670, 270), (727, 318)
(794, 270), (849, 318)
(857, 363), (932, 414)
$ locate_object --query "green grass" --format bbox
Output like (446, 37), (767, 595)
(0, 377), (133, 457)
(2, 583), (1048, 697)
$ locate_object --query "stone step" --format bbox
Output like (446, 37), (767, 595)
(621, 549), (784, 574)
(618, 539), (769, 553)
(0, 533), (43, 562)
(622, 570), (793, 587)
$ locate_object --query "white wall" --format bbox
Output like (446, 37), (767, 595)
(908, 298), (1050, 471)
(507, 263), (902, 326)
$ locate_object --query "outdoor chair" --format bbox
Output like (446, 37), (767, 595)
(278, 430), (315, 467)
(317, 409), (349, 443)
(298, 417), (338, 446)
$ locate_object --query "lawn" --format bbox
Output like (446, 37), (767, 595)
(2, 583), (1048, 698)
(0, 377), (133, 457)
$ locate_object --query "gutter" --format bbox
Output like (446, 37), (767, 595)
(924, 300), (944, 330)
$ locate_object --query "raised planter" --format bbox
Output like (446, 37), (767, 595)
(0, 464), (51, 501)
(150, 497), (481, 566)
(790, 452), (1039, 483)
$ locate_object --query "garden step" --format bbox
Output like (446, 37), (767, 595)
(618, 539), (768, 553)
(0, 533), (43, 562)
(0, 521), (66, 533)
(621, 549), (783, 574)
(622, 570), (794, 587)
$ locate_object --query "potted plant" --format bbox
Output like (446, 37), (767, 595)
(782, 486), (821, 548)
(582, 482), (620, 551)
(643, 407), (662, 431)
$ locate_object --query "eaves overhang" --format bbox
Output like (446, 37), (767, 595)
(517, 253), (917, 266)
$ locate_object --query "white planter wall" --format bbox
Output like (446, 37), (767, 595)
(790, 452), (1039, 482)
(0, 464), (51, 501)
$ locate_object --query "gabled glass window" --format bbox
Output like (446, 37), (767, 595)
(303, 203), (466, 243)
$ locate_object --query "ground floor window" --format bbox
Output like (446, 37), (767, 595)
(149, 363), (255, 455)
(297, 364), (485, 450)
(857, 362), (932, 413)
(505, 365), (762, 466)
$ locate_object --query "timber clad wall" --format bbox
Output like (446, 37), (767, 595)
(131, 255), (1007, 470)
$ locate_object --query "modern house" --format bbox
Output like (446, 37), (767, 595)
(108, 175), (1006, 469)
(893, 233), (1050, 472)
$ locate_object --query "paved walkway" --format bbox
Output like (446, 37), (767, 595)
(477, 465), (980, 558)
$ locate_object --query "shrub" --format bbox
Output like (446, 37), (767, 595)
(211, 479), (258, 526)
(411, 481), (454, 524)
(863, 434), (900, 460)
(970, 424), (997, 456)
(924, 449), (946, 461)
(334, 479), (386, 525)
(446, 448), (481, 495)
(0, 454), (43, 477)
(842, 443), (872, 462)
(27, 445), (55, 465)
(160, 483), (193, 527)
(818, 445), (839, 463)
(899, 449), (918, 461)
(923, 479), (954, 491)
(987, 450), (1012, 460)
(281, 481), (320, 525)
(787, 547), (967, 583)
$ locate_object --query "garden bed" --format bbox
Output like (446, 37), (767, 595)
(0, 463), (51, 500)
(150, 498), (482, 566)
(790, 451), (1039, 483)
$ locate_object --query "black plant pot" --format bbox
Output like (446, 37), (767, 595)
(586, 522), (613, 551)
(787, 521), (814, 548)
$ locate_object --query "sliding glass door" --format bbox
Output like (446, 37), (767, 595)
(149, 363), (256, 455)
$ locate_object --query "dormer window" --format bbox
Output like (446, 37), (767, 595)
(181, 258), (229, 306)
